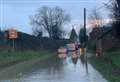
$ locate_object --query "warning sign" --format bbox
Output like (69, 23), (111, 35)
(9, 29), (18, 39)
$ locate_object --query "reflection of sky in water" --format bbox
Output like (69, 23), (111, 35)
(0, 57), (108, 82)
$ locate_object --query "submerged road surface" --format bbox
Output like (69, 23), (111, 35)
(0, 56), (107, 82)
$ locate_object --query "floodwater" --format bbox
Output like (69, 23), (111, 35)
(0, 55), (107, 82)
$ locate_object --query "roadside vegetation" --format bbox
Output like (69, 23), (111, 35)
(0, 50), (55, 68)
(88, 0), (120, 81)
(89, 51), (120, 82)
(0, 6), (71, 69)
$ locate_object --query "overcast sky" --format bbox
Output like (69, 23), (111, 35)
(0, 0), (110, 34)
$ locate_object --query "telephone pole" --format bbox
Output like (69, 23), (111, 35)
(84, 8), (88, 74)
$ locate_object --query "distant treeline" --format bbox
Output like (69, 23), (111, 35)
(0, 30), (70, 51)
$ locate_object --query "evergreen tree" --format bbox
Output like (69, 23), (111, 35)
(69, 28), (78, 43)
(79, 28), (88, 47)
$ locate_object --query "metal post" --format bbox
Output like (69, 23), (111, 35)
(84, 8), (88, 74)
(12, 39), (15, 52)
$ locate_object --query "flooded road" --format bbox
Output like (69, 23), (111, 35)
(0, 56), (107, 82)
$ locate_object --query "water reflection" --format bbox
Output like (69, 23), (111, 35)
(71, 57), (78, 65)
(57, 47), (67, 59)
(0, 54), (107, 82)
(80, 55), (85, 65)
(57, 48), (84, 66)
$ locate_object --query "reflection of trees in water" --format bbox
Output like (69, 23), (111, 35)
(71, 51), (79, 65)
(72, 58), (78, 64)
(80, 55), (85, 65)
(35, 55), (63, 69)
(43, 56), (65, 75)
(48, 55), (64, 66)
(71, 56), (78, 65)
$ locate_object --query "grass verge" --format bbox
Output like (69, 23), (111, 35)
(89, 51), (120, 82)
(0, 50), (55, 68)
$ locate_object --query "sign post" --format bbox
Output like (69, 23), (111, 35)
(12, 39), (15, 52)
(8, 29), (18, 52)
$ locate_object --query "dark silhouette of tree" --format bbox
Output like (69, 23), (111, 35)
(114, 0), (120, 38)
(79, 28), (84, 44)
(88, 9), (103, 46)
(37, 31), (43, 39)
(30, 6), (70, 39)
(108, 0), (120, 39)
(79, 28), (88, 47)
(89, 9), (103, 28)
(69, 28), (78, 43)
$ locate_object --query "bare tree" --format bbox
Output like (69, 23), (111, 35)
(89, 9), (103, 28)
(70, 28), (78, 43)
(30, 6), (70, 39)
(108, 0), (120, 20)
(88, 9), (104, 39)
(107, 0), (120, 38)
(115, 0), (120, 8)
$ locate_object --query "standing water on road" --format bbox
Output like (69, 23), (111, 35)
(0, 56), (107, 82)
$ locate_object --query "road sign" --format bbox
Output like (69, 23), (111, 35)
(8, 29), (18, 52)
(9, 29), (18, 39)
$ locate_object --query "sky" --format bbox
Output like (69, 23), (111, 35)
(0, 0), (110, 35)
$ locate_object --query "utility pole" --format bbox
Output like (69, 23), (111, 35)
(84, 8), (88, 74)
(84, 8), (86, 45)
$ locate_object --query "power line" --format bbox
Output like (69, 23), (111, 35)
(96, 0), (112, 10)
(87, 0), (113, 12)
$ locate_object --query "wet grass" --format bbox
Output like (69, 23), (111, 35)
(0, 50), (55, 68)
(104, 52), (120, 68)
(89, 51), (120, 82)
